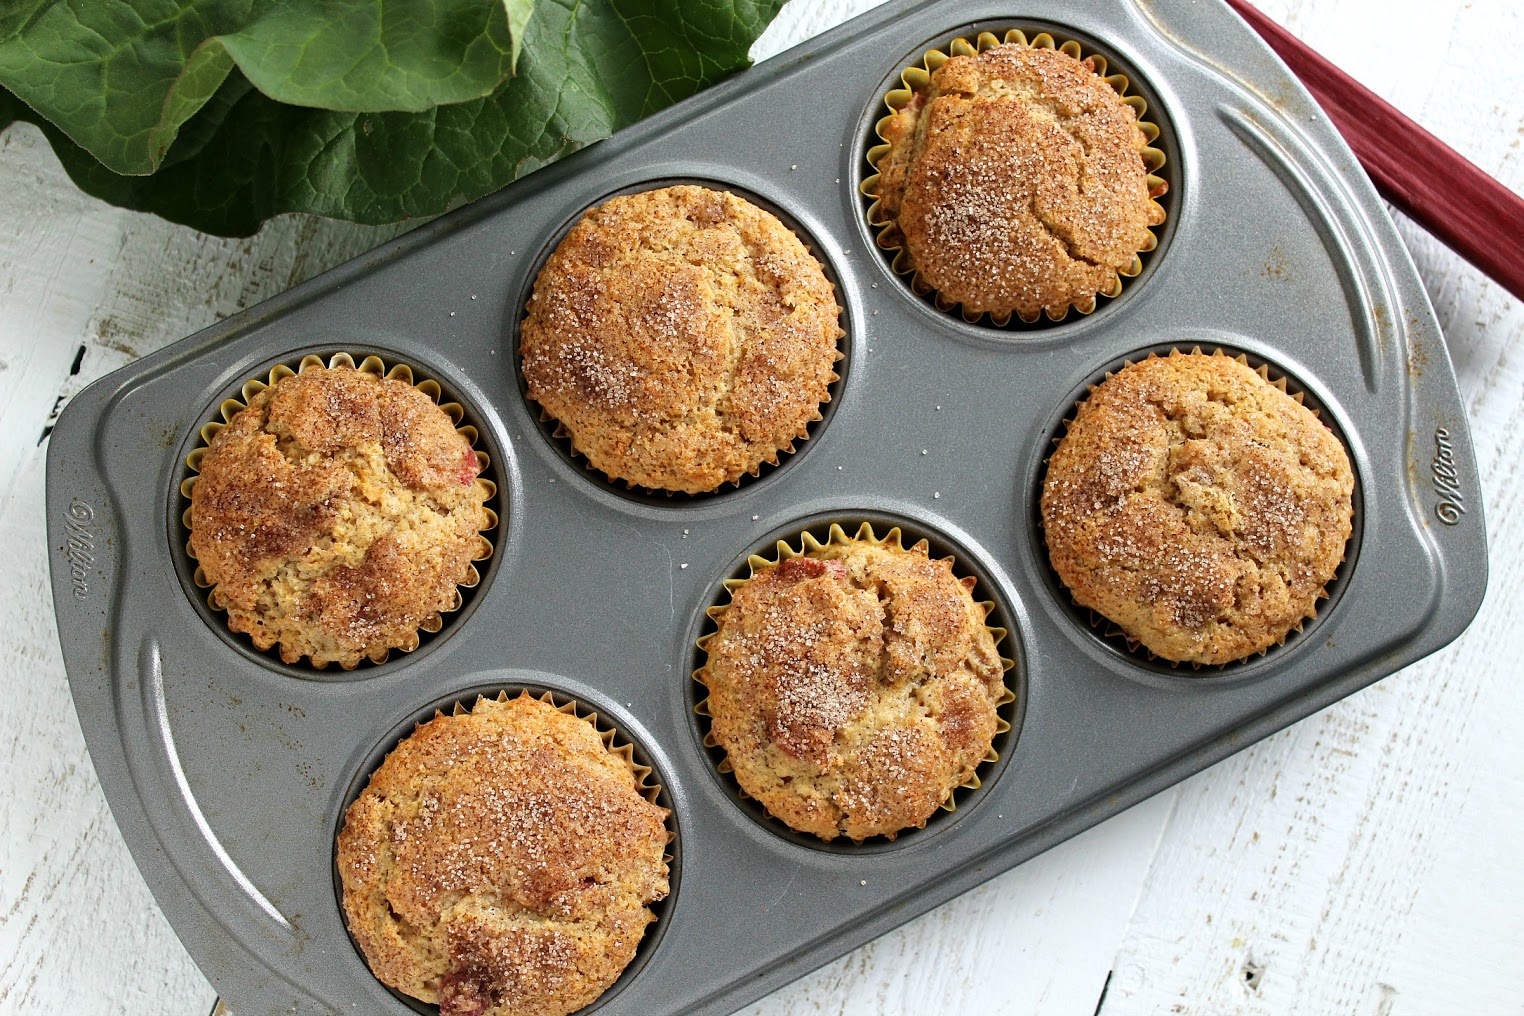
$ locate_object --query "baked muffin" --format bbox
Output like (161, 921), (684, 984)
(872, 39), (1163, 322)
(337, 693), (670, 1016)
(699, 528), (1009, 841)
(520, 184), (843, 494)
(188, 362), (491, 668)
(1041, 351), (1355, 665)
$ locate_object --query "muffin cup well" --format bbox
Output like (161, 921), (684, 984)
(1037, 346), (1360, 673)
(516, 180), (848, 503)
(693, 520), (1017, 846)
(179, 351), (499, 671)
(861, 29), (1170, 327)
(335, 687), (677, 1016)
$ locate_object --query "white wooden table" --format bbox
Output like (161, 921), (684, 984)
(3, 1), (1520, 1012)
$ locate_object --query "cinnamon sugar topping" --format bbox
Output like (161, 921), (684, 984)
(700, 531), (1009, 841)
(337, 693), (670, 1016)
(521, 185), (843, 493)
(188, 363), (492, 668)
(1041, 351), (1354, 664)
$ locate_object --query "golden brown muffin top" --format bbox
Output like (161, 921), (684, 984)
(337, 693), (670, 1016)
(1041, 352), (1355, 665)
(874, 43), (1160, 320)
(701, 535), (1007, 841)
(520, 185), (843, 494)
(188, 365), (490, 668)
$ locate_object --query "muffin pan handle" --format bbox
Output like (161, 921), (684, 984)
(46, 377), (126, 689)
(1399, 300), (1489, 627)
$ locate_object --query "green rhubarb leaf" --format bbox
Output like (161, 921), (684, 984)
(217, 1), (518, 111)
(3, 0), (787, 237)
(0, 2), (243, 175)
(0, 0), (522, 175)
(503, 0), (535, 69)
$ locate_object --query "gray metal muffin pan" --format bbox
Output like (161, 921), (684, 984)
(45, 0), (1488, 1013)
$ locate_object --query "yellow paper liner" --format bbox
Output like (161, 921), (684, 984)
(861, 29), (1170, 326)
(692, 521), (1017, 842)
(521, 184), (845, 496)
(179, 351), (499, 670)
(1039, 347), (1354, 670)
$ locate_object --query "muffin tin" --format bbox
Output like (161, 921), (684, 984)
(45, 0), (1488, 1013)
